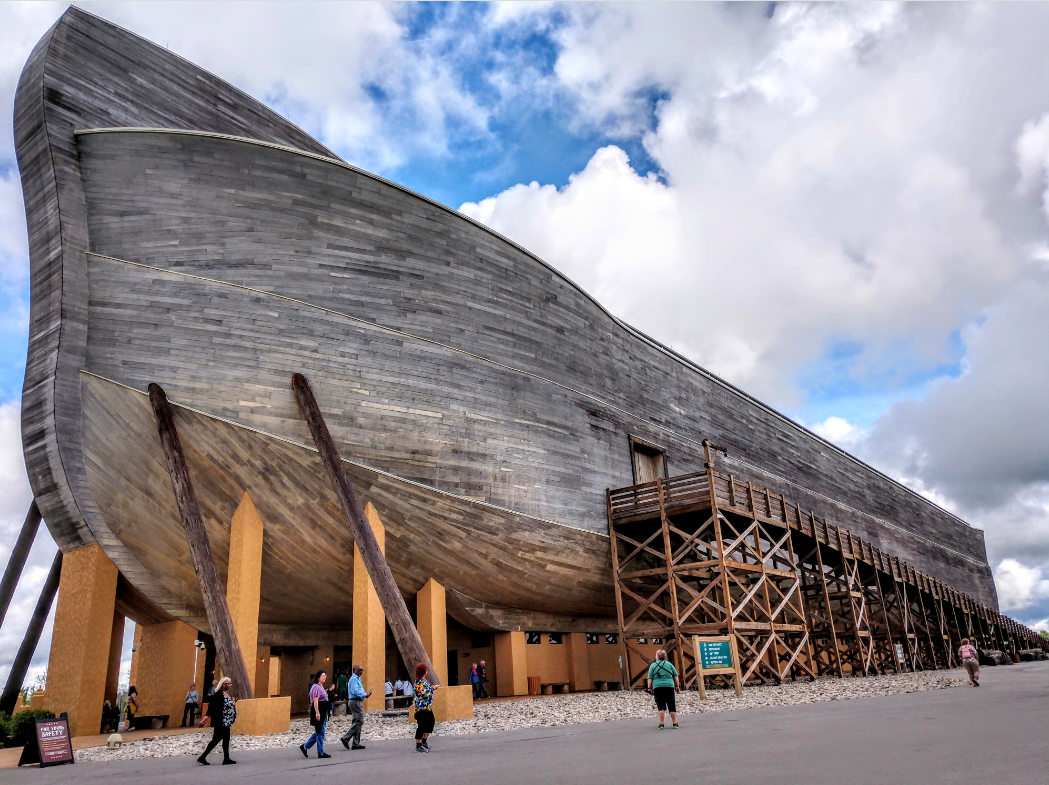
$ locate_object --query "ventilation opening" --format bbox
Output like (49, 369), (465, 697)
(630, 437), (667, 484)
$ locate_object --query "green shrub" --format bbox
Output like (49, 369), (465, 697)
(0, 711), (10, 748)
(4, 709), (55, 748)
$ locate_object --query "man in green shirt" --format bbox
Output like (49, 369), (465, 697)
(646, 649), (680, 729)
(336, 672), (349, 702)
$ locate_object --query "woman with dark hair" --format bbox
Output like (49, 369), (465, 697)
(196, 677), (237, 765)
(124, 685), (139, 728)
(299, 671), (331, 758)
(413, 662), (439, 753)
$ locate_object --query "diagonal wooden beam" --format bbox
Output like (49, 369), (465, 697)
(149, 383), (254, 700)
(292, 374), (438, 684)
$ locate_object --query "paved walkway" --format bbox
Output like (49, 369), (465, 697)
(9, 662), (1047, 783)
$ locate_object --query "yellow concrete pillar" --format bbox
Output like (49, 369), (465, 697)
(104, 611), (125, 706)
(494, 631), (528, 697)
(416, 578), (447, 687)
(567, 632), (591, 692)
(128, 620), (198, 722)
(43, 544), (118, 736)
(226, 492), (264, 690)
(353, 503), (386, 712)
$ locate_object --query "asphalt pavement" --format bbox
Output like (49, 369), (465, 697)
(9, 660), (1047, 784)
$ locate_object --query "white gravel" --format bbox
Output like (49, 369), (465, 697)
(76, 669), (964, 762)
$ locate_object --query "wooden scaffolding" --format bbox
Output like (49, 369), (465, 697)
(608, 442), (1047, 690)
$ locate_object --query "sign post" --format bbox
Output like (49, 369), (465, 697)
(692, 635), (743, 699)
(18, 714), (74, 767)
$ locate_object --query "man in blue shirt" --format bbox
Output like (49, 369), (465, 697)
(339, 664), (372, 750)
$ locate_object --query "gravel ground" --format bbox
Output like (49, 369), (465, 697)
(76, 670), (964, 762)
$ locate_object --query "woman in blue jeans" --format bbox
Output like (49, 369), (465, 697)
(299, 671), (331, 759)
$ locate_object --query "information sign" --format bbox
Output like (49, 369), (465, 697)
(699, 640), (732, 670)
(691, 635), (743, 699)
(35, 716), (74, 767)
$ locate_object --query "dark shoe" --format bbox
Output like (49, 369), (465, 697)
(673, 723), (679, 728)
(222, 759), (237, 765)
(415, 745), (427, 753)
(318, 753), (331, 758)
(340, 738), (349, 750)
(197, 756), (210, 765)
(352, 744), (366, 750)
(299, 744), (308, 758)
(974, 681), (980, 687)
(421, 740), (429, 750)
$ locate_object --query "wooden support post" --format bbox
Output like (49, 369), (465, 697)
(657, 479), (684, 676)
(606, 490), (632, 690)
(0, 501), (41, 632)
(227, 492), (265, 693)
(0, 552), (62, 716)
(417, 578), (448, 687)
(292, 374), (437, 683)
(148, 383), (254, 700)
(811, 520), (843, 677)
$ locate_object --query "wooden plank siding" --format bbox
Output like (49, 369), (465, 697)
(16, 8), (1003, 642)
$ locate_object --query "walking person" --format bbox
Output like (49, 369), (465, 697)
(959, 638), (980, 686)
(299, 671), (331, 759)
(646, 649), (680, 729)
(196, 677), (237, 765)
(477, 660), (490, 699)
(469, 663), (480, 699)
(124, 685), (139, 728)
(413, 662), (440, 753)
(340, 664), (372, 750)
(181, 682), (200, 727)
(337, 670), (349, 702)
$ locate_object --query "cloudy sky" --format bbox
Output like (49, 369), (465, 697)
(3, 1), (1049, 687)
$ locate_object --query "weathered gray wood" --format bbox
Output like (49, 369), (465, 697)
(0, 551), (62, 716)
(148, 383), (253, 699)
(13, 4), (1008, 653)
(292, 373), (437, 683)
(0, 502), (41, 632)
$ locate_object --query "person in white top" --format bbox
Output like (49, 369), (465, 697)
(394, 679), (404, 694)
(402, 680), (414, 697)
(384, 681), (394, 696)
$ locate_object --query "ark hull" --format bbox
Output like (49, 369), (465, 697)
(17, 9), (998, 643)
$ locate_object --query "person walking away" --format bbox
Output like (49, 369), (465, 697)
(959, 638), (980, 686)
(196, 677), (237, 765)
(385, 680), (394, 697)
(299, 671), (331, 758)
(478, 660), (490, 699)
(182, 682), (200, 727)
(125, 686), (139, 728)
(646, 649), (680, 729)
(337, 670), (349, 702)
(413, 662), (440, 753)
(340, 664), (372, 750)
(469, 663), (480, 699)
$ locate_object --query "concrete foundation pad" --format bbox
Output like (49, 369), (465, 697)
(409, 685), (474, 722)
(232, 696), (291, 736)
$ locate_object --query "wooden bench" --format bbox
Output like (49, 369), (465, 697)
(130, 714), (169, 730)
(541, 682), (570, 695)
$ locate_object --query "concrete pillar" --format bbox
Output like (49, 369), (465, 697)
(128, 620), (198, 723)
(43, 544), (118, 736)
(567, 632), (591, 692)
(227, 492), (264, 689)
(104, 611), (125, 706)
(354, 503), (386, 712)
(494, 631), (528, 697)
(416, 578), (448, 687)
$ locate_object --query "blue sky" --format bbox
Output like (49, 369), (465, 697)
(3, 1), (1049, 687)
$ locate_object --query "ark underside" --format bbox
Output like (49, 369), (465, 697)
(16, 9), (998, 641)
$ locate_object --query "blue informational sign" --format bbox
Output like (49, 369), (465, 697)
(699, 640), (733, 670)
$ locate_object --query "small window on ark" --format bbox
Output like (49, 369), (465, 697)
(605, 634), (618, 644)
(548, 633), (563, 645)
(526, 632), (541, 645)
(586, 633), (600, 645)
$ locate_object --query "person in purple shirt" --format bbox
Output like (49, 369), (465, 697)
(299, 671), (331, 759)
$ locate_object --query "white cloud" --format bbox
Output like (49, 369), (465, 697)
(810, 416), (864, 450)
(995, 559), (1049, 613)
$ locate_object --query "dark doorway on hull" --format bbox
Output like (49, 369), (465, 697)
(446, 651), (459, 686)
(630, 437), (668, 484)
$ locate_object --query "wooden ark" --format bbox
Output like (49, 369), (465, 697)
(16, 8), (1002, 652)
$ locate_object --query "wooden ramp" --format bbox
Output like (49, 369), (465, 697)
(607, 442), (1045, 691)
